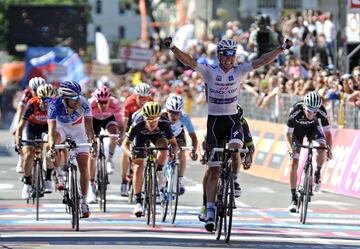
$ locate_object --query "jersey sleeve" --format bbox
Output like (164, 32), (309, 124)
(22, 102), (35, 121)
(81, 97), (92, 118)
(180, 112), (195, 134)
(126, 123), (140, 142)
(195, 63), (209, 78)
(236, 63), (253, 83)
(47, 99), (57, 121)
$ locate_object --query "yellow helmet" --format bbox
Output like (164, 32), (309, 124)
(36, 84), (57, 98)
(142, 101), (161, 118)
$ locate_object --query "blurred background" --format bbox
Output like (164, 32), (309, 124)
(0, 0), (359, 130)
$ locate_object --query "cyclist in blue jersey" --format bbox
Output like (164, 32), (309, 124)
(161, 94), (198, 195)
(164, 36), (293, 231)
(47, 80), (96, 218)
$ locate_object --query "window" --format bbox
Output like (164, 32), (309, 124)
(118, 26), (125, 39)
(283, 0), (302, 9)
(96, 0), (102, 14)
(96, 25), (101, 33)
(257, 0), (277, 8)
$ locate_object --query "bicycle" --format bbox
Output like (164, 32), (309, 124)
(95, 133), (121, 212)
(20, 139), (48, 221)
(161, 146), (192, 224)
(295, 141), (328, 224)
(126, 157), (134, 204)
(210, 143), (249, 243)
(54, 137), (92, 231)
(133, 142), (169, 228)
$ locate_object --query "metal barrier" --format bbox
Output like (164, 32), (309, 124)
(191, 92), (360, 129)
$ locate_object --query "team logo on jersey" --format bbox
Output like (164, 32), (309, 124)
(229, 75), (234, 81)
(216, 76), (222, 81)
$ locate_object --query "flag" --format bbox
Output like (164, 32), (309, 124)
(96, 32), (110, 65)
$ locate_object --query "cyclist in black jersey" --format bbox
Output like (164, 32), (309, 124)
(121, 102), (179, 217)
(285, 91), (333, 213)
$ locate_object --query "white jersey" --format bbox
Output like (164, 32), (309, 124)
(195, 63), (253, 115)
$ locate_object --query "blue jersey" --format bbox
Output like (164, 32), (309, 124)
(161, 111), (195, 137)
(48, 96), (92, 126)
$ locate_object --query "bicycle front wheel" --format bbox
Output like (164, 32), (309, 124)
(171, 163), (179, 224)
(300, 166), (311, 224)
(215, 179), (224, 240)
(34, 159), (42, 221)
(151, 163), (157, 228)
(98, 157), (107, 212)
(70, 167), (80, 231)
(144, 166), (151, 225)
(224, 172), (234, 243)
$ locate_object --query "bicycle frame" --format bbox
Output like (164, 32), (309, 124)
(211, 145), (249, 243)
(295, 142), (328, 224)
(96, 133), (120, 212)
(133, 143), (169, 228)
(54, 137), (92, 231)
(21, 139), (47, 221)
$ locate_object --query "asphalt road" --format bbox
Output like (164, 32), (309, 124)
(1, 130), (360, 249)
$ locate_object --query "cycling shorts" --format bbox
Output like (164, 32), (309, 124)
(291, 125), (325, 159)
(132, 134), (167, 159)
(22, 123), (48, 146)
(57, 122), (89, 155)
(93, 115), (117, 135)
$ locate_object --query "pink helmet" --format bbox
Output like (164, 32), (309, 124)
(94, 86), (112, 102)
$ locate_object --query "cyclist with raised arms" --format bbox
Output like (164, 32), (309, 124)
(87, 85), (124, 203)
(161, 94), (198, 195)
(120, 83), (153, 196)
(15, 84), (57, 199)
(14, 77), (46, 173)
(163, 36), (293, 231)
(47, 80), (96, 218)
(198, 104), (255, 221)
(121, 101), (178, 217)
(286, 91), (333, 213)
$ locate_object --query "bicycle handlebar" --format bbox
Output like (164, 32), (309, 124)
(54, 142), (93, 150)
(96, 134), (121, 139)
(133, 146), (169, 151)
(211, 147), (249, 153)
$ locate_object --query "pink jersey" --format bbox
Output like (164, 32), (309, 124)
(89, 96), (123, 123)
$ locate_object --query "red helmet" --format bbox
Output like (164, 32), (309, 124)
(94, 86), (112, 102)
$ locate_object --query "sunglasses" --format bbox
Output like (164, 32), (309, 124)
(168, 110), (180, 116)
(41, 97), (53, 103)
(305, 107), (318, 114)
(145, 117), (159, 123)
(219, 49), (236, 57)
(66, 95), (80, 100)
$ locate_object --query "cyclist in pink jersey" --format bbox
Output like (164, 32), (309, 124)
(87, 86), (125, 203)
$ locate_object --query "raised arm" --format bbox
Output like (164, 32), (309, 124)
(163, 37), (197, 69)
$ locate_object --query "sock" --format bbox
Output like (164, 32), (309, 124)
(206, 202), (215, 220)
(135, 193), (142, 204)
(233, 173), (238, 181)
(45, 168), (53, 181)
(202, 195), (207, 206)
(81, 195), (87, 203)
(179, 176), (184, 184)
(291, 189), (297, 200)
(107, 152), (114, 161)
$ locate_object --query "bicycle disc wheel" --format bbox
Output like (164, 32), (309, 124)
(215, 180), (224, 240)
(224, 173), (234, 243)
(151, 163), (157, 227)
(171, 163), (179, 224)
(70, 167), (80, 231)
(300, 167), (311, 224)
(35, 160), (41, 221)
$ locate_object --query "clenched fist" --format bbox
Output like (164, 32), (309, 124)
(163, 37), (174, 49)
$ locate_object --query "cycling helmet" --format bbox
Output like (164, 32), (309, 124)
(142, 101), (161, 118)
(29, 77), (46, 91)
(217, 39), (237, 52)
(94, 86), (112, 102)
(59, 80), (81, 97)
(237, 104), (244, 119)
(134, 83), (151, 97)
(36, 84), (57, 98)
(166, 94), (184, 112)
(304, 91), (322, 110)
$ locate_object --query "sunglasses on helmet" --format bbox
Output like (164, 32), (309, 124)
(219, 49), (236, 57)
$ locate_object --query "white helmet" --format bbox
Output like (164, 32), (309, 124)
(134, 83), (151, 97)
(166, 94), (184, 112)
(217, 39), (237, 52)
(29, 77), (46, 91)
(304, 91), (322, 110)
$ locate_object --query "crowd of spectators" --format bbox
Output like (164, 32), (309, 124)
(0, 9), (359, 129)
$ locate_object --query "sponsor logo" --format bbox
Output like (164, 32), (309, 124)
(216, 76), (222, 81)
(209, 87), (238, 95)
(229, 75), (234, 81)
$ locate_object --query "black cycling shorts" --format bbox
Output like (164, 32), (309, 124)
(93, 116), (117, 135)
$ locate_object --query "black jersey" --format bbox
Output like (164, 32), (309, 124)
(286, 101), (330, 132)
